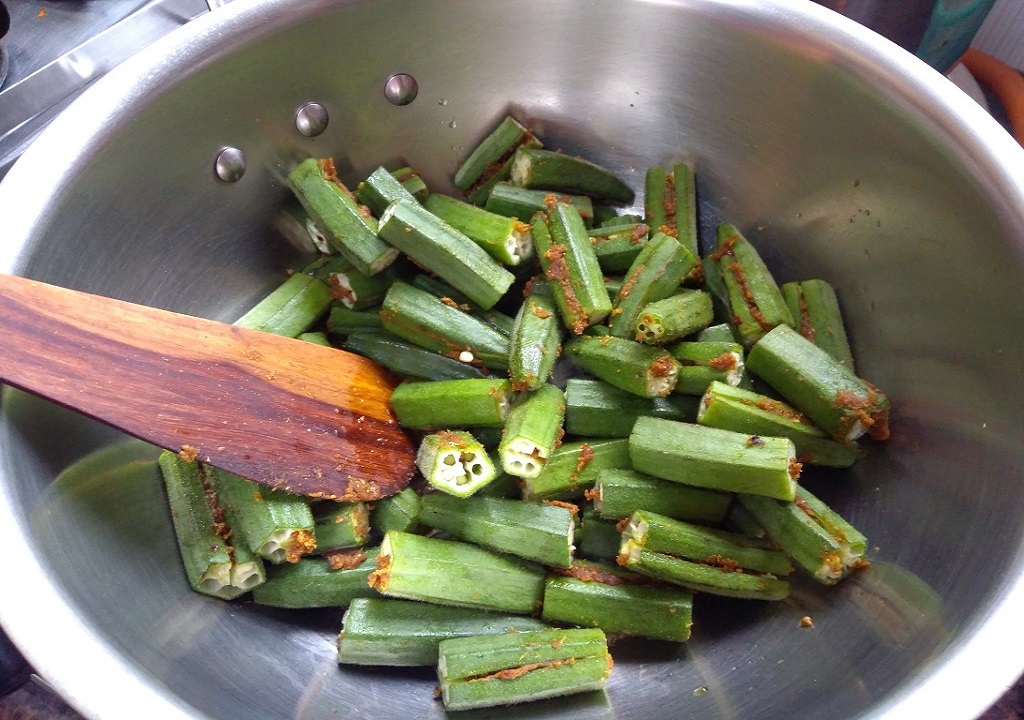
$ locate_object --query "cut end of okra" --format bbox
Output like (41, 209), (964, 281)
(500, 437), (551, 479)
(417, 431), (498, 497)
(260, 529), (317, 565)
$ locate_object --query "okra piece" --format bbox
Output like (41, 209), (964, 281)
(234, 272), (333, 338)
(623, 510), (792, 576)
(455, 115), (543, 205)
(274, 200), (327, 254)
(498, 383), (566, 479)
(574, 508), (623, 561)
(287, 158), (398, 275)
(356, 165), (422, 217)
(380, 281), (510, 371)
(485, 182), (594, 227)
(437, 628), (612, 711)
(390, 378), (514, 429)
(423, 193), (534, 266)
(377, 199), (515, 310)
(337, 598), (550, 666)
(369, 487), (421, 536)
(521, 438), (631, 501)
(635, 290), (714, 345)
(629, 417), (800, 501)
(564, 378), (699, 438)
(157, 452), (265, 600)
(599, 213), (644, 228)
(737, 486), (869, 584)
(508, 293), (562, 390)
(588, 222), (651, 273)
(322, 263), (397, 312)
(668, 341), (746, 396)
(298, 331), (330, 346)
(207, 467), (316, 564)
(251, 548), (378, 608)
(697, 381), (860, 467)
(343, 329), (486, 381)
(707, 223), (794, 347)
(592, 469), (732, 524)
(781, 279), (856, 371)
(542, 571), (694, 642)
(417, 431), (498, 497)
(697, 322), (740, 343)
(420, 493), (576, 568)
(392, 166), (429, 201)
(511, 147), (634, 205)
(566, 334), (679, 398)
(534, 203), (613, 334)
(724, 499), (768, 539)
(325, 304), (383, 336)
(410, 273), (516, 337)
(313, 501), (371, 553)
(746, 324), (890, 442)
(608, 231), (696, 338)
(368, 531), (546, 613)
(616, 542), (790, 601)
(644, 163), (700, 281)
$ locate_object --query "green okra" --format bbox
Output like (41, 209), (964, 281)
(644, 163), (700, 281)
(410, 273), (516, 338)
(723, 499), (768, 539)
(369, 487), (421, 536)
(423, 193), (534, 267)
(416, 431), (498, 497)
(629, 417), (800, 501)
(390, 378), (514, 429)
(616, 542), (790, 601)
(298, 331), (331, 345)
(343, 329), (486, 381)
(455, 115), (544, 205)
(324, 265), (397, 312)
(566, 335), (679, 398)
(313, 501), (371, 553)
(420, 493), (576, 568)
(337, 597), (550, 666)
(380, 281), (510, 371)
(356, 165), (422, 217)
(588, 222), (651, 273)
(599, 213), (644, 228)
(207, 467), (316, 564)
(623, 510), (792, 576)
(635, 290), (714, 345)
(534, 203), (613, 334)
(697, 322), (740, 343)
(508, 293), (562, 390)
(746, 324), (890, 443)
(574, 508), (623, 562)
(392, 166), (429, 201)
(592, 469), (731, 524)
(564, 378), (699, 438)
(737, 486), (868, 585)
(377, 199), (515, 310)
(520, 438), (631, 502)
(511, 147), (634, 205)
(668, 341), (746, 396)
(287, 158), (398, 275)
(608, 231), (696, 338)
(697, 381), (860, 467)
(325, 304), (384, 336)
(781, 279), (856, 371)
(234, 272), (333, 338)
(484, 182), (594, 227)
(157, 452), (265, 600)
(251, 548), (378, 609)
(707, 223), (794, 347)
(542, 570), (694, 642)
(438, 628), (612, 711)
(274, 201), (327, 254)
(498, 383), (566, 479)
(368, 531), (546, 613)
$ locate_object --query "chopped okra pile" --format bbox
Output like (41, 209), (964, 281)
(158, 115), (891, 712)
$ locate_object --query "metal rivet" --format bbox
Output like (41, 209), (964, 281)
(214, 147), (246, 183)
(384, 74), (418, 106)
(295, 102), (329, 137)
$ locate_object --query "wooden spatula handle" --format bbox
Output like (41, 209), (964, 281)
(0, 274), (415, 500)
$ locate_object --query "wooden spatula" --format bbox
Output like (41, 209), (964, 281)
(0, 274), (416, 500)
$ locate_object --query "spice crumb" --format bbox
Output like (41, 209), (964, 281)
(799, 616), (814, 628)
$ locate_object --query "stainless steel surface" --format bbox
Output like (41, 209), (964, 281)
(0, 0), (1023, 719)
(813, 0), (996, 72)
